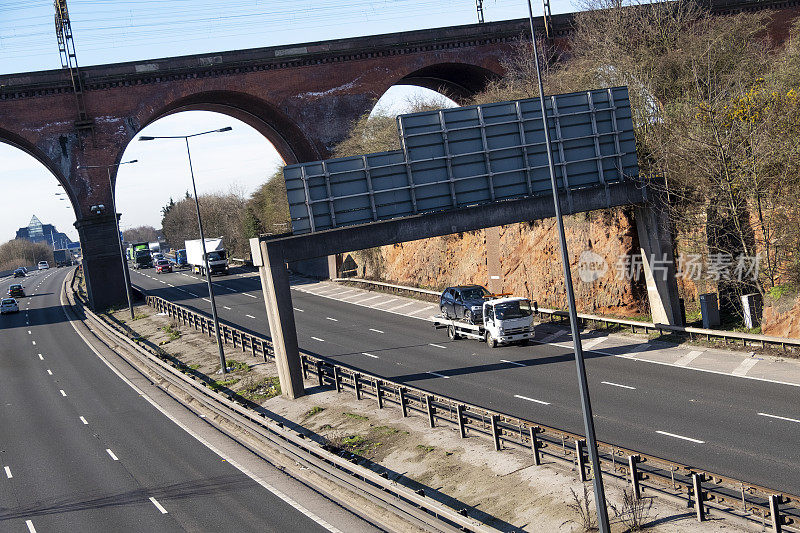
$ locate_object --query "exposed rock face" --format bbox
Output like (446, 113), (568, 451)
(353, 208), (648, 317)
(762, 296), (800, 339)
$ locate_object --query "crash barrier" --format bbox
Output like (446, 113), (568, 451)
(141, 290), (799, 531)
(334, 277), (800, 353)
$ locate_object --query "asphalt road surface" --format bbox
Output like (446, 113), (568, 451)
(0, 268), (368, 532)
(130, 266), (800, 496)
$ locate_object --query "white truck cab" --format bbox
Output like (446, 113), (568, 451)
(433, 296), (535, 347)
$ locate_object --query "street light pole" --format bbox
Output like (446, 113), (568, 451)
(79, 160), (137, 320)
(139, 127), (232, 374)
(526, 2), (611, 531)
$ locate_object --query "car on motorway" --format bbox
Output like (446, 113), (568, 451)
(38, 261), (49, 270)
(8, 284), (25, 298)
(152, 252), (165, 262)
(13, 268), (26, 278)
(0, 298), (19, 314)
(155, 259), (172, 274)
(439, 285), (490, 324)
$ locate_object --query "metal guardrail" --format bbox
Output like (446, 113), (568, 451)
(334, 277), (800, 352)
(140, 290), (799, 531)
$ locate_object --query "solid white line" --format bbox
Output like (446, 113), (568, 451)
(47, 369), (52, 375)
(369, 328), (384, 334)
(362, 352), (379, 359)
(656, 430), (704, 444)
(428, 343), (447, 349)
(59, 389), (66, 397)
(4, 466), (11, 478)
(26, 520), (36, 533)
(80, 416), (88, 425)
(293, 307), (304, 312)
(602, 381), (636, 390)
(674, 350), (704, 367)
(758, 412), (800, 424)
(246, 314), (256, 319)
(325, 317), (338, 322)
(243, 293), (257, 298)
(500, 359), (526, 367)
(311, 337), (325, 342)
(106, 448), (119, 461)
(149, 496), (168, 514)
(427, 371), (450, 379)
(514, 394), (550, 405)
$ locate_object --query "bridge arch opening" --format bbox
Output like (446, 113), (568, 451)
(0, 136), (79, 270)
(394, 62), (500, 104)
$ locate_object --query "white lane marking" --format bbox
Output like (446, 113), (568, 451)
(539, 330), (567, 343)
(38, 354), (43, 360)
(106, 449), (119, 461)
(80, 416), (88, 425)
(369, 328), (384, 334)
(27, 330), (31, 334)
(293, 307), (304, 312)
(362, 352), (379, 359)
(31, 341), (36, 346)
(311, 337), (325, 342)
(47, 369), (52, 375)
(656, 430), (704, 444)
(350, 294), (383, 304)
(223, 306), (232, 310)
(202, 298), (211, 302)
(758, 412), (800, 424)
(4, 466), (11, 478)
(246, 314), (256, 319)
(602, 381), (636, 390)
(732, 357), (760, 376)
(428, 343), (447, 349)
(581, 336), (607, 350)
(426, 371), (450, 379)
(59, 389), (66, 397)
(325, 317), (338, 322)
(407, 306), (435, 316)
(674, 350), (704, 367)
(243, 293), (257, 298)
(26, 520), (36, 533)
(149, 496), (168, 514)
(386, 301), (415, 312)
(500, 359), (526, 367)
(514, 394), (551, 405)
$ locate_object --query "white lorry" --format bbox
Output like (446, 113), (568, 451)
(432, 296), (535, 348)
(185, 238), (229, 276)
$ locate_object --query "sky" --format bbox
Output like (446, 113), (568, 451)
(0, 0), (579, 243)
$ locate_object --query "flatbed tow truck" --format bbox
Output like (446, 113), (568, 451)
(432, 295), (536, 348)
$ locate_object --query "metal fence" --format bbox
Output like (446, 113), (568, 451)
(333, 277), (800, 353)
(284, 87), (637, 235)
(142, 291), (799, 531)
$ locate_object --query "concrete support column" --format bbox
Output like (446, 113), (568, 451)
(634, 199), (682, 326)
(486, 226), (501, 293)
(327, 254), (342, 279)
(74, 214), (127, 311)
(253, 239), (305, 399)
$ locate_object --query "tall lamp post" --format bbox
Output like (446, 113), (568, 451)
(139, 127), (232, 374)
(526, 2), (610, 530)
(78, 160), (138, 320)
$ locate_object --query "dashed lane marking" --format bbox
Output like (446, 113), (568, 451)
(293, 307), (304, 312)
(150, 496), (168, 514)
(369, 328), (384, 334)
(514, 394), (551, 405)
(46, 369), (52, 375)
(223, 306), (232, 310)
(59, 390), (67, 397)
(362, 352), (379, 359)
(3, 466), (11, 478)
(243, 293), (257, 299)
(202, 298), (211, 302)
(38, 354), (43, 360)
(80, 416), (88, 425)
(311, 337), (325, 342)
(26, 520), (36, 533)
(602, 381), (636, 390)
(758, 412), (800, 424)
(656, 430), (704, 444)
(31, 341), (36, 346)
(426, 371), (450, 379)
(325, 317), (338, 322)
(246, 314), (256, 319)
(500, 359), (526, 367)
(428, 343), (447, 349)
(106, 449), (119, 461)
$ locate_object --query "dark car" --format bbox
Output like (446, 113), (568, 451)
(439, 285), (490, 323)
(155, 259), (172, 274)
(13, 268), (25, 278)
(8, 284), (25, 298)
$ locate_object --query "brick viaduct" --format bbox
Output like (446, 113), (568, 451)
(0, 0), (797, 309)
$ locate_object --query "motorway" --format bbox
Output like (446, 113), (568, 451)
(130, 266), (800, 496)
(0, 268), (376, 532)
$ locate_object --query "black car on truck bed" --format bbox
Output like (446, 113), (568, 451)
(439, 285), (490, 324)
